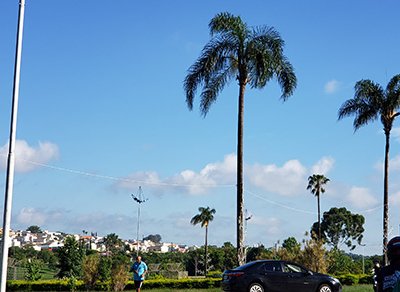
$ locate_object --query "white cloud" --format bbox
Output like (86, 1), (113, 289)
(0, 140), (59, 172)
(16, 207), (64, 226)
(390, 191), (400, 207)
(390, 155), (400, 171)
(324, 80), (340, 94)
(346, 187), (379, 209)
(247, 160), (307, 196)
(116, 154), (236, 195)
(374, 154), (400, 172)
(393, 127), (400, 143)
(250, 216), (282, 236)
(167, 153), (236, 194)
(311, 156), (335, 175)
(115, 155), (337, 197)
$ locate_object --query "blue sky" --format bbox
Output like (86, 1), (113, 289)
(0, 0), (399, 256)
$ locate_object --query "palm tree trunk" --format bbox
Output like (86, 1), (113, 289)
(317, 192), (321, 240)
(205, 225), (208, 276)
(237, 82), (245, 266)
(383, 131), (390, 265)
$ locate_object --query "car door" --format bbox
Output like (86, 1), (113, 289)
(282, 262), (317, 292)
(259, 261), (290, 292)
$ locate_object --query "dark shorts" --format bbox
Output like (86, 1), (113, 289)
(134, 280), (143, 289)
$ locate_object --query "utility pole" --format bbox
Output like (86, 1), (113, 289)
(0, 1), (26, 291)
(131, 186), (148, 256)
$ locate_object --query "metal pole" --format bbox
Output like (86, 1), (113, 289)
(0, 0), (26, 291)
(136, 203), (140, 256)
(132, 186), (147, 256)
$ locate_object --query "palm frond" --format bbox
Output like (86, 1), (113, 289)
(184, 36), (238, 115)
(200, 67), (233, 115)
(245, 27), (296, 97)
(190, 207), (216, 228)
(307, 174), (330, 196)
(338, 79), (384, 131)
(275, 58), (297, 99)
(386, 74), (400, 95)
(209, 12), (247, 40)
(386, 74), (400, 110)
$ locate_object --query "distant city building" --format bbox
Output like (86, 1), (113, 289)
(1, 228), (190, 253)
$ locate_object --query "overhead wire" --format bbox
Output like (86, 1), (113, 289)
(6, 155), (384, 216)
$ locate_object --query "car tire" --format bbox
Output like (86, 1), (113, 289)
(248, 282), (264, 292)
(318, 284), (332, 292)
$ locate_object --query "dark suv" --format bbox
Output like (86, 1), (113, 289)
(222, 260), (342, 292)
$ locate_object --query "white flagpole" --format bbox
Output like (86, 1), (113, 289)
(0, 0), (26, 291)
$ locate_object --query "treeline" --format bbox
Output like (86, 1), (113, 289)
(9, 234), (380, 284)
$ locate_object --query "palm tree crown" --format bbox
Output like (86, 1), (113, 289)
(190, 206), (216, 228)
(184, 12), (296, 265)
(338, 74), (400, 264)
(307, 174), (330, 197)
(185, 12), (296, 116)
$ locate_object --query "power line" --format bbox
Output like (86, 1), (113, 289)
(7, 157), (385, 216)
(244, 188), (383, 216)
(17, 158), (235, 188)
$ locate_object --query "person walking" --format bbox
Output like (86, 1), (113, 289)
(377, 236), (400, 291)
(130, 256), (148, 292)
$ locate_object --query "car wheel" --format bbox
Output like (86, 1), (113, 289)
(318, 284), (332, 292)
(248, 283), (264, 292)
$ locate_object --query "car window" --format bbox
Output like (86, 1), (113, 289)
(284, 263), (307, 273)
(263, 262), (282, 272)
(235, 261), (259, 271)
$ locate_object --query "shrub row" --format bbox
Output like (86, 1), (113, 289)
(335, 273), (374, 286)
(7, 278), (221, 291)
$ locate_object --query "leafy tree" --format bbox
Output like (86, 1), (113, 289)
(57, 236), (84, 278)
(282, 237), (301, 253)
(9, 246), (28, 262)
(110, 263), (129, 291)
(98, 256), (112, 282)
(246, 245), (272, 262)
(300, 237), (327, 273)
(184, 12), (297, 265)
(82, 254), (100, 290)
(312, 207), (365, 250)
(327, 248), (360, 275)
(24, 259), (43, 281)
(307, 174), (330, 239)
(37, 249), (58, 270)
(338, 74), (400, 264)
(221, 242), (237, 270)
(279, 237), (302, 262)
(190, 206), (216, 275)
(207, 245), (224, 273)
(103, 233), (124, 255)
(26, 225), (42, 233)
(186, 248), (204, 276)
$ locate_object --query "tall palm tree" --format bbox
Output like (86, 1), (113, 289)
(190, 206), (216, 276)
(338, 74), (400, 264)
(184, 12), (297, 265)
(307, 174), (330, 240)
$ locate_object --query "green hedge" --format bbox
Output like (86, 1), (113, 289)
(335, 273), (374, 286)
(7, 278), (221, 291)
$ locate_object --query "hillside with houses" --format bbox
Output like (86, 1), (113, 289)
(1, 228), (190, 254)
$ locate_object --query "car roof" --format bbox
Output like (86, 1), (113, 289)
(233, 259), (283, 270)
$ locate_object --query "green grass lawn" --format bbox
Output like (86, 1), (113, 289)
(342, 285), (372, 292)
(144, 285), (373, 291)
